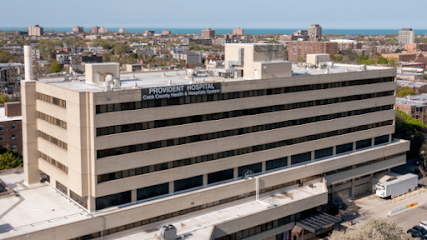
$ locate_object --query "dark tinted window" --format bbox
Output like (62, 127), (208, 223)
(174, 175), (203, 192)
(291, 152), (311, 165)
(137, 183), (169, 201)
(238, 163), (262, 177)
(208, 169), (234, 184)
(96, 191), (132, 210)
(336, 143), (353, 154)
(266, 157), (288, 170)
(374, 135), (389, 145)
(356, 139), (372, 149)
(315, 147), (333, 159)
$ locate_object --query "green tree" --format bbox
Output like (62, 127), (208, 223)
(329, 218), (411, 240)
(356, 56), (368, 63)
(101, 51), (112, 62)
(0, 50), (14, 63)
(0, 149), (23, 170)
(396, 87), (416, 97)
(296, 55), (304, 63)
(0, 94), (8, 104)
(49, 60), (62, 73)
(113, 44), (130, 55)
(377, 57), (388, 65)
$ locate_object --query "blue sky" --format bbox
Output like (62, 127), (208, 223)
(1, 0), (425, 29)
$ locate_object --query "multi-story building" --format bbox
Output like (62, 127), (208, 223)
(405, 43), (427, 53)
(28, 25), (44, 36)
(201, 28), (215, 39)
(233, 27), (244, 36)
(382, 53), (418, 62)
(172, 53), (202, 64)
(0, 63), (24, 91)
(73, 26), (84, 33)
(399, 28), (415, 46)
(307, 24), (322, 38)
(0, 102), (22, 154)
(162, 30), (171, 35)
(90, 26), (99, 34)
(2, 44), (408, 240)
(396, 67), (424, 81)
(288, 40), (337, 61)
(145, 30), (155, 35)
(98, 27), (109, 34)
(396, 95), (427, 124)
(329, 39), (362, 52)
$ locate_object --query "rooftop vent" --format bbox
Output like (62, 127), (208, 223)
(160, 225), (177, 240)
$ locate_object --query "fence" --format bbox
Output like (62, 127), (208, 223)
(392, 186), (426, 204)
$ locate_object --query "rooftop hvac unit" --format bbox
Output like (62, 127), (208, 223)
(160, 224), (177, 240)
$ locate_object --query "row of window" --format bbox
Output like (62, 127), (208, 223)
(0, 123), (17, 131)
(38, 112), (67, 129)
(96, 91), (394, 137)
(37, 93), (66, 108)
(39, 152), (68, 173)
(96, 119), (392, 184)
(73, 152), (404, 240)
(96, 77), (394, 114)
(96, 104), (393, 159)
(56, 181), (67, 195)
(38, 131), (67, 150)
(70, 190), (88, 209)
(0, 134), (17, 141)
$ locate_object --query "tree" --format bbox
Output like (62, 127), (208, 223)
(0, 94), (8, 104)
(395, 109), (427, 159)
(377, 57), (388, 65)
(113, 44), (130, 55)
(329, 218), (412, 240)
(396, 87), (416, 97)
(0, 50), (15, 63)
(49, 60), (62, 73)
(296, 55), (304, 63)
(101, 51), (112, 62)
(0, 149), (23, 170)
(356, 56), (368, 63)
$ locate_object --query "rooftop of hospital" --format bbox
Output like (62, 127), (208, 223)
(34, 62), (394, 93)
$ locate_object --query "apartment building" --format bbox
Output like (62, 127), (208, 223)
(233, 27), (244, 36)
(396, 94), (427, 124)
(162, 30), (171, 35)
(0, 63), (24, 91)
(73, 26), (84, 33)
(308, 24), (322, 38)
(0, 102), (22, 154)
(288, 40), (337, 61)
(330, 39), (362, 52)
(382, 53), (418, 62)
(399, 28), (415, 46)
(28, 25), (44, 36)
(90, 26), (99, 34)
(202, 28), (215, 39)
(3, 44), (409, 240)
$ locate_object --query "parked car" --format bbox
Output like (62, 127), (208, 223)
(415, 226), (427, 236)
(408, 229), (426, 239)
(421, 221), (427, 230)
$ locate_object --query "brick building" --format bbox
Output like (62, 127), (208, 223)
(72, 26), (84, 33)
(201, 28), (215, 39)
(90, 26), (99, 34)
(396, 95), (427, 124)
(161, 30), (171, 35)
(0, 102), (22, 154)
(405, 43), (427, 53)
(233, 27), (244, 36)
(288, 40), (337, 61)
(381, 53), (418, 62)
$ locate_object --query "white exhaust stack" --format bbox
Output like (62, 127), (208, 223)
(24, 45), (33, 81)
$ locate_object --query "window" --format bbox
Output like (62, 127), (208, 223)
(137, 183), (169, 201)
(238, 163), (262, 177)
(315, 147), (333, 159)
(374, 135), (389, 145)
(11, 123), (16, 129)
(208, 169), (234, 184)
(0, 135), (3, 141)
(174, 175), (203, 192)
(0, 125), (3, 131)
(266, 157), (288, 171)
(96, 191), (132, 210)
(336, 143), (353, 154)
(291, 152), (311, 165)
(11, 134), (16, 140)
(12, 145), (17, 150)
(56, 181), (67, 195)
(356, 139), (372, 150)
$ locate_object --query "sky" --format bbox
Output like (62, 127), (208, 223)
(0, 0), (425, 29)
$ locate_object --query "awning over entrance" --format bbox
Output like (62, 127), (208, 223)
(296, 212), (342, 234)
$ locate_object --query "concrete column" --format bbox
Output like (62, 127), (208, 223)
(333, 146), (336, 155)
(234, 168), (238, 178)
(351, 179), (355, 198)
(203, 174), (208, 185)
(311, 151), (315, 161)
(287, 157), (291, 166)
(169, 181), (174, 194)
(262, 161), (266, 172)
(370, 173), (374, 194)
(22, 81), (39, 185)
(88, 196), (96, 212)
(389, 134), (392, 142)
(371, 138), (374, 146)
(131, 189), (137, 202)
(168, 162), (173, 169)
(353, 142), (356, 151)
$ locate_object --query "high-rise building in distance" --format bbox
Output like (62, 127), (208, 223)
(308, 24), (322, 38)
(90, 26), (99, 34)
(72, 26), (84, 33)
(399, 28), (415, 46)
(233, 27), (244, 36)
(28, 25), (44, 36)
(201, 28), (215, 38)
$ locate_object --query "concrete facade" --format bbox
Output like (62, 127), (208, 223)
(399, 28), (415, 46)
(14, 44), (409, 240)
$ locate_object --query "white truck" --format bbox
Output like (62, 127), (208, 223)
(375, 173), (418, 198)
